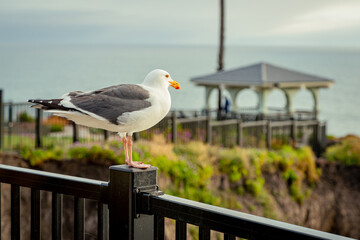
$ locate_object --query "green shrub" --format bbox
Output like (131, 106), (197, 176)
(18, 111), (34, 123)
(245, 178), (264, 196)
(20, 147), (63, 166)
(50, 124), (63, 132)
(325, 135), (360, 166)
(68, 144), (122, 164)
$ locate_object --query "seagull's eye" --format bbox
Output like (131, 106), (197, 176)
(165, 74), (169, 78)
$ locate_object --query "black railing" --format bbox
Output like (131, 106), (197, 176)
(0, 164), (354, 240)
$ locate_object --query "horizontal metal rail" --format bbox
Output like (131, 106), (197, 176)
(295, 120), (318, 127)
(176, 116), (208, 124)
(0, 164), (108, 201)
(211, 119), (239, 127)
(241, 120), (268, 128)
(150, 194), (354, 240)
(270, 120), (293, 127)
(3, 102), (31, 107)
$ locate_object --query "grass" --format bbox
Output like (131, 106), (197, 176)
(14, 135), (320, 209)
(1, 131), (324, 219)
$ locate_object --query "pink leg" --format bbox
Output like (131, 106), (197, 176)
(122, 136), (130, 165)
(126, 135), (151, 169)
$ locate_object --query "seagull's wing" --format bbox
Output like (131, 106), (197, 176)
(29, 84), (152, 125)
(68, 84), (152, 124)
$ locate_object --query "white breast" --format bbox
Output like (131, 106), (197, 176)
(115, 84), (171, 133)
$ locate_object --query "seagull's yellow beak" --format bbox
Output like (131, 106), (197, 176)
(169, 79), (181, 90)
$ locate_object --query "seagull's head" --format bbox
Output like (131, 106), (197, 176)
(143, 69), (180, 90)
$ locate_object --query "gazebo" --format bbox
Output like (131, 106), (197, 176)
(191, 62), (334, 119)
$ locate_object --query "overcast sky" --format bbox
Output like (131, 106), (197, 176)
(1, 0), (360, 48)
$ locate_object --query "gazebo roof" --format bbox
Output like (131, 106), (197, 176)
(191, 62), (334, 88)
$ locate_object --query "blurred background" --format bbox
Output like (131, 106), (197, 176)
(1, 0), (359, 136)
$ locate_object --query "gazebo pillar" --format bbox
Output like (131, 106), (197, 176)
(255, 88), (270, 115)
(205, 86), (216, 110)
(282, 88), (299, 114)
(308, 88), (320, 118)
(227, 88), (243, 112)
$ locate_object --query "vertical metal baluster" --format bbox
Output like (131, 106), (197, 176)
(35, 108), (42, 148)
(176, 220), (187, 240)
(97, 202), (108, 240)
(0, 183), (1, 240)
(74, 197), (85, 240)
(224, 233), (236, 240)
(154, 215), (165, 240)
(31, 189), (41, 240)
(11, 185), (20, 240)
(199, 226), (210, 240)
(52, 192), (62, 240)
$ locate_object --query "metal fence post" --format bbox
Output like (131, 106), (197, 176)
(266, 121), (272, 149)
(8, 102), (13, 149)
(320, 122), (327, 154)
(0, 89), (3, 150)
(171, 112), (177, 143)
(108, 165), (158, 240)
(313, 121), (320, 157)
(35, 109), (42, 148)
(290, 120), (296, 147)
(237, 120), (243, 147)
(103, 130), (109, 141)
(72, 122), (79, 143)
(133, 132), (140, 142)
(206, 115), (212, 144)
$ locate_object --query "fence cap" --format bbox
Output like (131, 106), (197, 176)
(109, 164), (157, 173)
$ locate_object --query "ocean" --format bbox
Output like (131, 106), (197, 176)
(0, 44), (359, 137)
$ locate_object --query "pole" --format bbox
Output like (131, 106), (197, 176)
(72, 121), (78, 143)
(218, 0), (225, 72)
(267, 121), (272, 149)
(8, 102), (13, 149)
(35, 109), (42, 148)
(0, 89), (3, 150)
(217, 0), (225, 120)
(171, 112), (177, 143)
(237, 120), (243, 147)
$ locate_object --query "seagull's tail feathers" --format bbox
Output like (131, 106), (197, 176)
(28, 99), (69, 111)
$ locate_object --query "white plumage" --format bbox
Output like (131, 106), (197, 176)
(29, 69), (180, 168)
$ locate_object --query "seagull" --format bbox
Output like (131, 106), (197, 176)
(28, 69), (180, 169)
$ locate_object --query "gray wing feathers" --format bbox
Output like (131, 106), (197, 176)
(70, 84), (151, 124)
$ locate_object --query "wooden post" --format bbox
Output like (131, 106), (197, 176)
(319, 122), (327, 155)
(221, 125), (226, 146)
(0, 89), (3, 150)
(266, 121), (272, 149)
(108, 165), (157, 240)
(217, 0), (225, 72)
(237, 120), (243, 147)
(35, 109), (42, 148)
(206, 115), (212, 144)
(290, 120), (296, 147)
(171, 112), (177, 143)
(313, 121), (320, 157)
